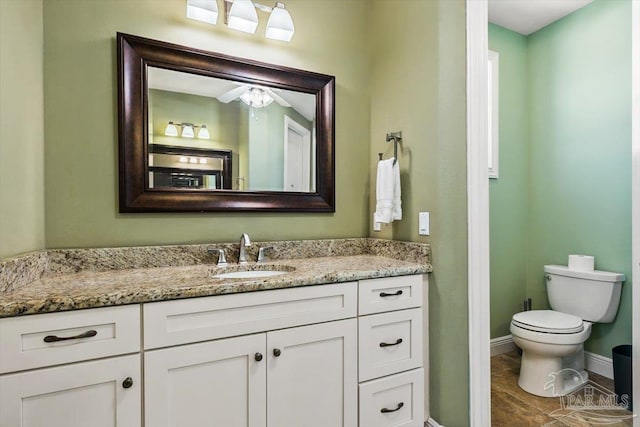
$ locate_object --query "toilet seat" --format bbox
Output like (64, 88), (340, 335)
(512, 310), (584, 334)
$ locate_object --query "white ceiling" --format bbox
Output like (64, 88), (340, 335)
(488, 0), (594, 35)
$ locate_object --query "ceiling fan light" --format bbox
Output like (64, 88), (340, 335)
(261, 92), (274, 107)
(239, 90), (252, 106)
(265, 2), (294, 42)
(186, 0), (219, 25)
(228, 0), (258, 34)
(198, 124), (210, 139)
(165, 121), (179, 137)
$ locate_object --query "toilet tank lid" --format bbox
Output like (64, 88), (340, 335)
(544, 265), (625, 283)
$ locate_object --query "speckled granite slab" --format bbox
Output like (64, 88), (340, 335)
(0, 238), (431, 318)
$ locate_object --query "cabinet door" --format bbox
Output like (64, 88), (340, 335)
(0, 354), (140, 427)
(267, 319), (357, 427)
(144, 333), (266, 427)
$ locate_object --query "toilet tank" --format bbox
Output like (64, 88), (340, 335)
(545, 265), (625, 323)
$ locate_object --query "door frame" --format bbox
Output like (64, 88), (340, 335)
(466, 1), (491, 425)
(283, 115), (311, 192)
(467, 1), (640, 425)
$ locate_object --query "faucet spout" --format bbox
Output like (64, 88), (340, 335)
(239, 233), (251, 264)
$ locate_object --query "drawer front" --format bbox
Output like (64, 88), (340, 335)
(0, 305), (140, 374)
(358, 275), (423, 315)
(143, 282), (358, 349)
(359, 368), (424, 427)
(359, 308), (423, 381)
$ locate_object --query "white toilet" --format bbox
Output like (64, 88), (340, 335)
(510, 264), (625, 397)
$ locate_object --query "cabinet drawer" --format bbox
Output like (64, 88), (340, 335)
(359, 368), (424, 427)
(0, 305), (140, 374)
(358, 275), (423, 315)
(359, 308), (422, 381)
(143, 282), (357, 349)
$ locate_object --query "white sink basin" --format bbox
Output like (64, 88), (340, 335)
(212, 270), (289, 279)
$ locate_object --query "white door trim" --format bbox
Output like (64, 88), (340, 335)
(631, 0), (639, 423)
(283, 115), (311, 192)
(466, 0), (491, 426)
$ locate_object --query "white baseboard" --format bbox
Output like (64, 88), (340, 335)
(426, 417), (444, 427)
(489, 335), (613, 380)
(585, 351), (614, 380)
(490, 335), (517, 356)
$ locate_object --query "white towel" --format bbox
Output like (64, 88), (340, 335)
(374, 158), (402, 226)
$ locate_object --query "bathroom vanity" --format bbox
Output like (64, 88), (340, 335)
(0, 239), (431, 427)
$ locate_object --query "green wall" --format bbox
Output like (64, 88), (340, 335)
(2, 0), (472, 424)
(489, 0), (632, 358)
(0, 0), (45, 259)
(488, 25), (530, 338)
(369, 1), (469, 424)
(527, 0), (632, 356)
(43, 0), (371, 248)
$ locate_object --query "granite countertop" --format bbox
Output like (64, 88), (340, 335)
(0, 238), (432, 318)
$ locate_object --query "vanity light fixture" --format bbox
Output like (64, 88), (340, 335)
(164, 122), (210, 139)
(264, 2), (294, 42)
(221, 0), (294, 42)
(164, 121), (179, 137)
(227, 0), (259, 33)
(186, 0), (219, 24)
(181, 124), (195, 138)
(198, 125), (210, 139)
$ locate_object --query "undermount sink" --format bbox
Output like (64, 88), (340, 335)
(211, 265), (295, 280)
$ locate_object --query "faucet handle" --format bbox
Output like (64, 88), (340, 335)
(208, 248), (228, 267)
(257, 246), (274, 263)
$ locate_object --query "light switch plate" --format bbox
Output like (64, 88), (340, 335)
(373, 214), (381, 232)
(419, 212), (430, 235)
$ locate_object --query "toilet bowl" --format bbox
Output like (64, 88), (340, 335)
(510, 264), (625, 397)
(510, 310), (592, 397)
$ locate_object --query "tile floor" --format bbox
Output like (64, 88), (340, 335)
(491, 351), (634, 426)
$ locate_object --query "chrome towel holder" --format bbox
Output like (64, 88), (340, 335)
(378, 131), (402, 165)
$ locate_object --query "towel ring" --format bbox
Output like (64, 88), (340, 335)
(378, 131), (402, 165)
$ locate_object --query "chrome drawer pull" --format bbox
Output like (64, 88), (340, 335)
(379, 290), (403, 297)
(379, 338), (403, 348)
(381, 402), (404, 413)
(43, 330), (98, 343)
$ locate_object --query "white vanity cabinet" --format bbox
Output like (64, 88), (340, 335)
(0, 306), (142, 427)
(0, 274), (427, 427)
(143, 283), (358, 427)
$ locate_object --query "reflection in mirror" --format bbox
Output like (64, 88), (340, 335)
(147, 67), (316, 192)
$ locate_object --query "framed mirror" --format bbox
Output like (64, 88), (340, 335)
(117, 33), (335, 212)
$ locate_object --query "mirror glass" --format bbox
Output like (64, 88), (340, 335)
(147, 67), (317, 192)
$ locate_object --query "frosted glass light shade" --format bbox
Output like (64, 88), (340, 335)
(228, 0), (258, 34)
(186, 0), (219, 25)
(164, 122), (179, 137)
(240, 88), (273, 108)
(265, 2), (294, 42)
(182, 125), (195, 138)
(198, 125), (210, 139)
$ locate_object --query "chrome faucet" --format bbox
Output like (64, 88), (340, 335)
(238, 233), (251, 264)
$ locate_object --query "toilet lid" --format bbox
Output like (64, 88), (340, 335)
(512, 310), (584, 334)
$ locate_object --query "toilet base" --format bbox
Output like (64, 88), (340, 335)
(518, 347), (588, 397)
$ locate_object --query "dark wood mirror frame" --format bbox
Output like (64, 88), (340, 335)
(117, 33), (335, 212)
